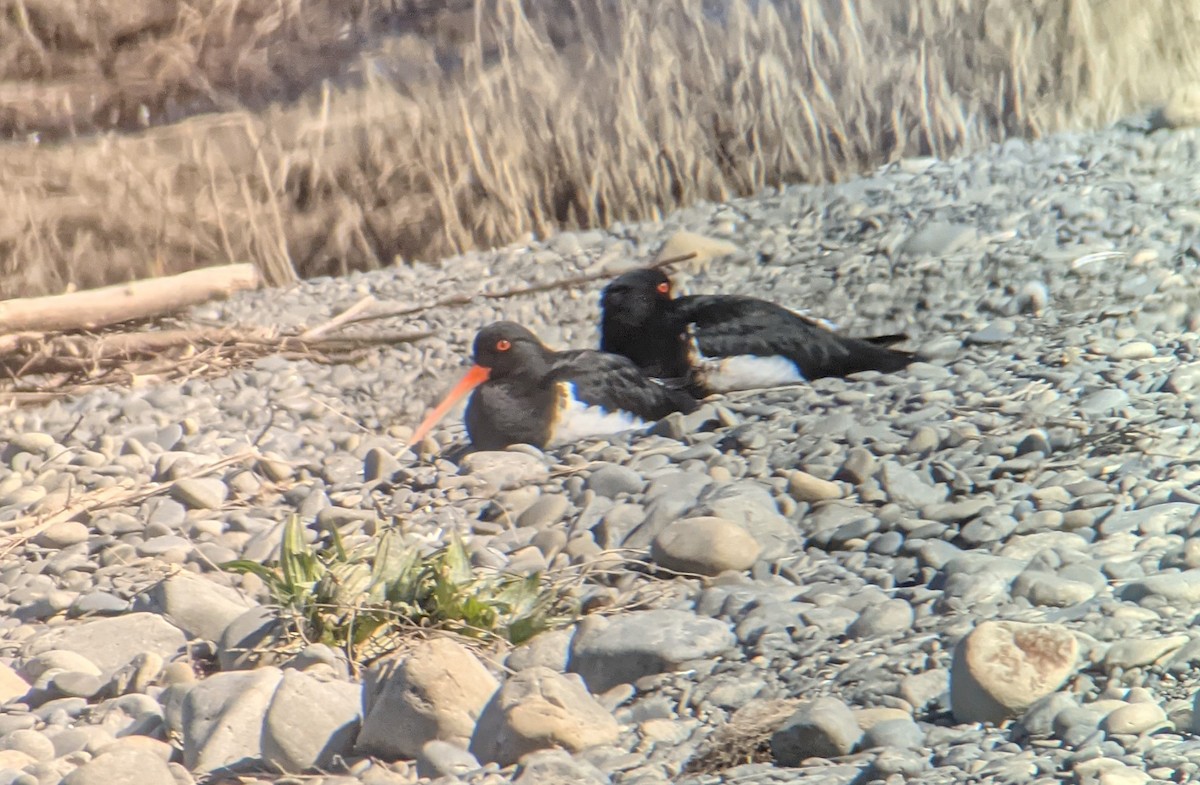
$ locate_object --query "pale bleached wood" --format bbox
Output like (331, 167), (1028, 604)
(0, 263), (260, 333)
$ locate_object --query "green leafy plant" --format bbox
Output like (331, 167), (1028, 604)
(222, 514), (579, 664)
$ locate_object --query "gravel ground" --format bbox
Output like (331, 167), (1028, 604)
(4, 122), (1200, 785)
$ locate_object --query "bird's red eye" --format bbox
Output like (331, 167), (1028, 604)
(496, 339), (511, 352)
(656, 281), (670, 294)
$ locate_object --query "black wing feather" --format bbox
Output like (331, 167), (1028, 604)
(550, 350), (698, 419)
(671, 295), (914, 378)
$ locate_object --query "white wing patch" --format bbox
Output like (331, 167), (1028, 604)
(699, 354), (806, 392)
(686, 331), (806, 392)
(548, 382), (647, 446)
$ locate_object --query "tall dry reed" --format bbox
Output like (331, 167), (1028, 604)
(2, 0), (1199, 298)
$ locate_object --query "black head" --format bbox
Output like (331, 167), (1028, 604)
(600, 268), (673, 331)
(471, 321), (551, 379)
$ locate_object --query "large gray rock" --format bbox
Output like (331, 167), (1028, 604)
(90, 693), (164, 738)
(181, 667), (284, 773)
(505, 628), (574, 673)
(357, 638), (499, 760)
(950, 621), (1078, 724)
(262, 668), (361, 772)
(217, 606), (287, 671)
(470, 667), (619, 766)
(459, 451), (550, 490)
(568, 610), (735, 693)
(417, 740), (482, 779)
(650, 517), (761, 575)
(23, 614), (186, 679)
(0, 663), (29, 703)
(846, 599), (915, 639)
(61, 748), (175, 785)
(771, 696), (863, 764)
(514, 748), (611, 785)
(133, 572), (257, 642)
(694, 481), (796, 560)
(879, 461), (948, 508)
(620, 473), (713, 549)
(1118, 569), (1200, 604)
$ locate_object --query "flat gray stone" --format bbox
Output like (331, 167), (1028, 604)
(515, 495), (570, 529)
(568, 610), (735, 693)
(514, 748), (610, 785)
(417, 740), (481, 779)
(965, 320), (1017, 345)
(469, 667), (618, 766)
(862, 718), (925, 751)
(1010, 570), (1097, 607)
(900, 222), (978, 256)
(846, 599), (914, 639)
(262, 669), (361, 773)
(880, 461), (948, 508)
(170, 477), (229, 510)
(61, 748), (175, 785)
(586, 464), (646, 498)
(693, 481), (796, 560)
(181, 667), (284, 772)
(133, 572), (256, 643)
(24, 614), (186, 680)
(651, 517), (761, 576)
(459, 451), (550, 490)
(771, 696), (862, 763)
(32, 521), (89, 549)
(358, 638), (498, 760)
(1119, 569), (1200, 604)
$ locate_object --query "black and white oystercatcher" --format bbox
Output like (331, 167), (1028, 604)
(406, 321), (699, 451)
(600, 267), (914, 395)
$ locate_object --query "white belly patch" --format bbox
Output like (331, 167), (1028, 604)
(699, 354), (806, 392)
(548, 383), (647, 446)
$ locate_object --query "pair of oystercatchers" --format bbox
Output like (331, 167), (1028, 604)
(407, 268), (914, 451)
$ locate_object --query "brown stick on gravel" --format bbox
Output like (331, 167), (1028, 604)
(0, 264), (261, 334)
(341, 252), (700, 327)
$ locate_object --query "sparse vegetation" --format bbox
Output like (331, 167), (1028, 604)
(2, 0), (1200, 298)
(221, 514), (580, 665)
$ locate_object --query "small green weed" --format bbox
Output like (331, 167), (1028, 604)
(222, 514), (579, 664)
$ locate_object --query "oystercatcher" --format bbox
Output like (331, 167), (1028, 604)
(406, 321), (699, 451)
(600, 268), (914, 395)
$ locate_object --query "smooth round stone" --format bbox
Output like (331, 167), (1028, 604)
(50, 671), (104, 700)
(516, 495), (570, 529)
(0, 729), (55, 762)
(135, 536), (193, 557)
(32, 522), (90, 549)
(862, 718), (925, 751)
(1101, 702), (1168, 735)
(1110, 341), (1157, 360)
(651, 517), (762, 576)
(586, 465), (646, 498)
(846, 599), (915, 639)
(8, 433), (58, 455)
(169, 478), (229, 510)
(787, 470), (843, 502)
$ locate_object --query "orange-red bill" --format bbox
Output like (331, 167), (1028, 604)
(405, 364), (491, 449)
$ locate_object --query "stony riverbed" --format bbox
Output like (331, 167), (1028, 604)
(3, 123), (1200, 784)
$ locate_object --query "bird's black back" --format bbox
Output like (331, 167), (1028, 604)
(672, 294), (914, 378)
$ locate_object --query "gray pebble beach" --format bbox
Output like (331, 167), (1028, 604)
(4, 121), (1200, 784)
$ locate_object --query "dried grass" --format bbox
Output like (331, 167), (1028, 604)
(2, 0), (1200, 299)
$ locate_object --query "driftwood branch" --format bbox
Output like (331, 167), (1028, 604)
(0, 263), (260, 333)
(0, 252), (698, 407)
(0, 325), (432, 379)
